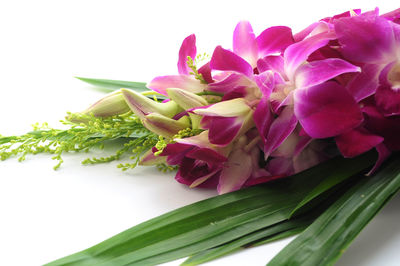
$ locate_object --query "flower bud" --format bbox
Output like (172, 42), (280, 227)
(143, 113), (190, 139)
(121, 89), (181, 119)
(166, 88), (208, 110)
(83, 91), (131, 117)
(166, 88), (209, 129)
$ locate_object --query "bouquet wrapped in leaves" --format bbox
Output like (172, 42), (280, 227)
(1, 7), (400, 266)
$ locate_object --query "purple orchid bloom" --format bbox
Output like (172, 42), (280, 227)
(334, 9), (400, 116)
(147, 34), (209, 95)
(254, 27), (361, 158)
(156, 131), (228, 188)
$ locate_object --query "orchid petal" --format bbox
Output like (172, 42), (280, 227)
(175, 130), (211, 149)
(267, 157), (294, 176)
(210, 46), (253, 77)
(198, 62), (213, 83)
(284, 31), (336, 80)
(294, 81), (363, 138)
(293, 143), (327, 173)
(382, 8), (400, 22)
(294, 135), (312, 156)
(157, 143), (193, 165)
(189, 168), (221, 188)
(254, 70), (275, 98)
(347, 64), (382, 102)
(293, 22), (319, 42)
(256, 26), (294, 57)
(177, 34), (197, 75)
(335, 128), (383, 158)
(147, 75), (206, 95)
(206, 116), (243, 146)
(295, 58), (360, 89)
(186, 148), (227, 164)
(263, 106), (298, 157)
(257, 55), (285, 75)
(193, 98), (251, 117)
(271, 131), (299, 158)
(207, 73), (253, 93)
(367, 143), (392, 176)
(218, 149), (252, 194)
(375, 84), (400, 116)
(233, 21), (258, 67)
(139, 149), (166, 166)
(175, 159), (219, 188)
(253, 97), (273, 145)
(363, 105), (400, 151)
(334, 15), (397, 63)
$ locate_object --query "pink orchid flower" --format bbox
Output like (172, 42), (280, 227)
(147, 34), (209, 95)
(334, 9), (400, 116)
(255, 25), (361, 158)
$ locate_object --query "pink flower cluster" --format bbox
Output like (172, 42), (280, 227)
(99, 8), (400, 194)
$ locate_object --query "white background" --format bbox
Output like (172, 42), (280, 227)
(0, 1), (399, 265)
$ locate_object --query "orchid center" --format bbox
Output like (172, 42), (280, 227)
(388, 62), (400, 90)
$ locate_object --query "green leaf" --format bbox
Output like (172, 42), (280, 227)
(76, 77), (167, 101)
(181, 215), (314, 266)
(290, 151), (377, 216)
(45, 154), (375, 266)
(76, 77), (148, 92)
(267, 154), (400, 266)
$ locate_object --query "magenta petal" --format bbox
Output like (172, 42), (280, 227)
(267, 157), (294, 176)
(382, 8), (400, 23)
(208, 73), (253, 93)
(295, 58), (360, 89)
(294, 135), (312, 156)
(158, 143), (193, 165)
(284, 31), (335, 79)
(375, 80), (400, 116)
(207, 116), (243, 146)
(347, 64), (382, 102)
(186, 148), (227, 164)
(294, 81), (363, 138)
(256, 26), (294, 57)
(253, 97), (273, 145)
(367, 143), (392, 175)
(257, 55), (285, 75)
(263, 106), (298, 157)
(334, 15), (396, 63)
(254, 71), (275, 98)
(335, 128), (383, 158)
(218, 149), (252, 194)
(198, 62), (213, 83)
(210, 46), (253, 77)
(147, 75), (205, 95)
(233, 21), (258, 67)
(363, 105), (400, 151)
(177, 34), (197, 75)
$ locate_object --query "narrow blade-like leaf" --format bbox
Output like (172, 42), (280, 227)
(45, 154), (376, 266)
(76, 77), (148, 92)
(268, 155), (400, 266)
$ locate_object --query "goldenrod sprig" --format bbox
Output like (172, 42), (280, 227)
(0, 112), (156, 170)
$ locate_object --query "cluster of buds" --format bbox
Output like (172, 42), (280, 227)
(82, 7), (400, 194)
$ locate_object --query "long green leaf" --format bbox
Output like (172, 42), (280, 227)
(76, 77), (148, 92)
(290, 151), (377, 216)
(181, 215), (313, 266)
(267, 154), (400, 266)
(45, 154), (375, 266)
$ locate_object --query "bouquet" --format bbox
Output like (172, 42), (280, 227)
(1, 7), (400, 266)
